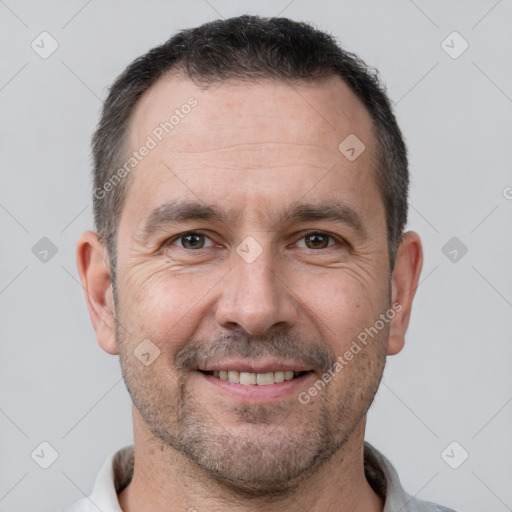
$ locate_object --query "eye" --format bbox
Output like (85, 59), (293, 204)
(166, 230), (343, 252)
(169, 231), (215, 250)
(295, 231), (339, 250)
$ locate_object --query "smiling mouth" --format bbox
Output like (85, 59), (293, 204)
(198, 370), (311, 386)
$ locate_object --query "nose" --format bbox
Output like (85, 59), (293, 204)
(215, 248), (298, 336)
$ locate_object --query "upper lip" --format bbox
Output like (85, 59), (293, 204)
(197, 359), (313, 374)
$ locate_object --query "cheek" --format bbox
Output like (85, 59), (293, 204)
(292, 267), (388, 353)
(118, 261), (221, 346)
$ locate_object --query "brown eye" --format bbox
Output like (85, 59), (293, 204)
(171, 232), (213, 250)
(299, 232), (336, 250)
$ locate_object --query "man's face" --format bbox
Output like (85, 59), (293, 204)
(113, 75), (391, 492)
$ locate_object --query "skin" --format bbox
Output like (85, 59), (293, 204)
(77, 74), (423, 512)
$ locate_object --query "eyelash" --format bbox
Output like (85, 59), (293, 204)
(167, 230), (344, 251)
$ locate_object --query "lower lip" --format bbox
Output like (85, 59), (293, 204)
(198, 371), (314, 402)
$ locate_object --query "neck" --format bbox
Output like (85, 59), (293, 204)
(118, 408), (383, 512)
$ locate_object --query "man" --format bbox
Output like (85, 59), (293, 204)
(68, 15), (455, 512)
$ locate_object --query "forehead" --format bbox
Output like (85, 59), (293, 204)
(120, 72), (383, 236)
(129, 73), (376, 156)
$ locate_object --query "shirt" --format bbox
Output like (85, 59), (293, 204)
(62, 442), (457, 512)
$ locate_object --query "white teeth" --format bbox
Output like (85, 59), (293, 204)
(240, 372), (257, 385)
(208, 370), (304, 385)
(256, 372), (274, 386)
(228, 371), (240, 383)
(274, 371), (285, 383)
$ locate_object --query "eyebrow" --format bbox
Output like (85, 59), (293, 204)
(138, 199), (366, 243)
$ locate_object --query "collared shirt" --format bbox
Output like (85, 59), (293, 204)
(62, 442), (457, 512)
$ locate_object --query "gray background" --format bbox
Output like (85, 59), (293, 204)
(1, 1), (511, 511)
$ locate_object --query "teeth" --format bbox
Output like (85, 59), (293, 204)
(228, 371), (240, 383)
(274, 371), (285, 383)
(240, 372), (257, 385)
(256, 372), (274, 386)
(209, 370), (304, 385)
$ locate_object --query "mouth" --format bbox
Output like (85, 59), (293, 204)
(198, 369), (311, 386)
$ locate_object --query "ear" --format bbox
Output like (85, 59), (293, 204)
(76, 231), (118, 355)
(387, 231), (423, 356)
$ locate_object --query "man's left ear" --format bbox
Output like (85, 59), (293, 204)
(387, 231), (423, 356)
